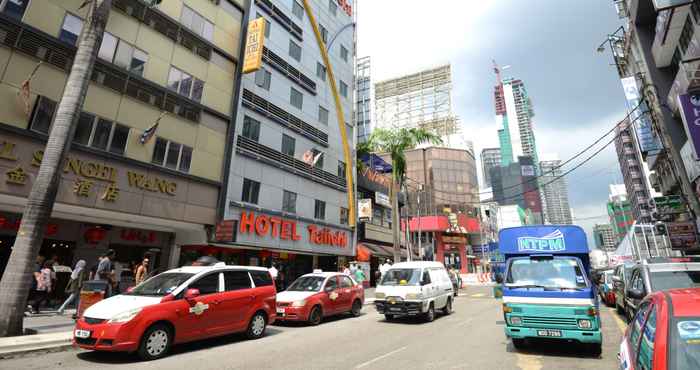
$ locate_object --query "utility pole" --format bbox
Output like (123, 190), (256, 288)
(418, 184), (423, 260)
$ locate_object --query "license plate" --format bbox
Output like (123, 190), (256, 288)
(74, 329), (91, 339)
(537, 329), (562, 337)
(389, 307), (401, 312)
(276, 308), (285, 315)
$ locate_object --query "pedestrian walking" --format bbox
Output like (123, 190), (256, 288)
(32, 261), (53, 314)
(379, 259), (392, 277)
(57, 260), (87, 317)
(342, 264), (351, 275)
(96, 250), (116, 298)
(135, 258), (149, 285)
(354, 266), (366, 286)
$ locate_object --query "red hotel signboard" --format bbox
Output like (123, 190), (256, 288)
(238, 211), (348, 248)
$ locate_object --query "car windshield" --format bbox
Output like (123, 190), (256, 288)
(128, 272), (193, 296)
(670, 317), (700, 369)
(506, 257), (587, 290)
(650, 270), (700, 291)
(380, 268), (422, 286)
(286, 276), (326, 292)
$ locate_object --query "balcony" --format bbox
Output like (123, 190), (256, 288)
(627, 158), (638, 166)
(630, 171), (642, 178)
(652, 6), (690, 68)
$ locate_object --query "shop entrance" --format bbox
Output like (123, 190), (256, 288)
(443, 251), (462, 270)
(317, 255), (338, 272)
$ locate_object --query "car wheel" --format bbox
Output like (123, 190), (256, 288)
(384, 314), (395, 321)
(588, 343), (602, 357)
(351, 299), (362, 317)
(424, 303), (435, 322)
(246, 311), (267, 340)
(443, 298), (452, 315)
(137, 323), (172, 361)
(308, 306), (322, 326)
(512, 338), (526, 350)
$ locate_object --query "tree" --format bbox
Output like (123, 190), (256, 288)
(364, 128), (442, 262)
(0, 0), (113, 337)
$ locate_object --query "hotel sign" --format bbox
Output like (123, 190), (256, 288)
(238, 211), (348, 248)
(242, 18), (266, 74)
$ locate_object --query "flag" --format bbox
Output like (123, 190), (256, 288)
(140, 112), (165, 144)
(18, 61), (42, 116)
(302, 149), (323, 166)
(312, 152), (323, 166)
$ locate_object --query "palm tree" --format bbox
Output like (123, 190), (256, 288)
(365, 128), (442, 262)
(0, 0), (114, 337)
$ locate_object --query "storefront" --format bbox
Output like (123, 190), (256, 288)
(408, 213), (480, 274)
(0, 130), (217, 287)
(204, 208), (354, 286)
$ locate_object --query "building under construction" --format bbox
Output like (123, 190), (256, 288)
(374, 64), (459, 138)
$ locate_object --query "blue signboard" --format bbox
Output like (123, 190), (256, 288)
(517, 230), (566, 252)
(499, 225), (589, 256)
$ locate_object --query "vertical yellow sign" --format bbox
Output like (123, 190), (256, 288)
(242, 18), (266, 74)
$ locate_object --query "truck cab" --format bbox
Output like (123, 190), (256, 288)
(498, 225), (602, 355)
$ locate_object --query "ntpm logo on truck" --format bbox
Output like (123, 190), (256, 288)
(499, 225), (602, 352)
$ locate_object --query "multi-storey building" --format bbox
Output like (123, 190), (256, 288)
(220, 0), (356, 280)
(608, 184), (635, 242)
(611, 0), (700, 224)
(493, 64), (539, 167)
(0, 0), (245, 278)
(614, 120), (653, 222)
(355, 55), (371, 143)
(374, 64), (459, 138)
(539, 160), (573, 225)
(480, 147), (501, 188)
(490, 156), (544, 224)
(593, 224), (617, 251)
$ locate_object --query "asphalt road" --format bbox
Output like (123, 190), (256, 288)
(0, 286), (626, 370)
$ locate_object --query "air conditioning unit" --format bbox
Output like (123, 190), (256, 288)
(614, 0), (628, 19)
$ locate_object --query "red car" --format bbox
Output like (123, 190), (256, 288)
(73, 265), (276, 360)
(618, 288), (700, 370)
(275, 272), (364, 325)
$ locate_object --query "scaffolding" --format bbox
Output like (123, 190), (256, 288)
(374, 64), (459, 138)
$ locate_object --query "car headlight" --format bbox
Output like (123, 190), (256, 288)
(292, 299), (307, 307)
(107, 308), (143, 323)
(509, 316), (522, 325)
(578, 319), (592, 329)
(375, 292), (385, 299)
(406, 293), (422, 300)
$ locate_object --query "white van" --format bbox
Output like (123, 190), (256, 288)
(374, 261), (454, 322)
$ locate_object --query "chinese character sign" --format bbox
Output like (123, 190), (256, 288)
(242, 18), (266, 74)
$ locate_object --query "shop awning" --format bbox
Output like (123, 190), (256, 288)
(359, 243), (393, 258)
(357, 244), (371, 262)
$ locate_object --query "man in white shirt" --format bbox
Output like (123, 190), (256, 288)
(379, 259), (392, 277)
(269, 264), (279, 280)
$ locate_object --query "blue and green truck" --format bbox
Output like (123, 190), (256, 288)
(498, 225), (602, 354)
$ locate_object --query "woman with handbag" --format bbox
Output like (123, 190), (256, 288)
(57, 260), (87, 317)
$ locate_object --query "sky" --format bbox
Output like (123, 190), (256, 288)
(356, 0), (629, 246)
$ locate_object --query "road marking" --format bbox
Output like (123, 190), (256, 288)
(516, 353), (543, 370)
(471, 293), (485, 297)
(355, 346), (408, 369)
(610, 308), (627, 334)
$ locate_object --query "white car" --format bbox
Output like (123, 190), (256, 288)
(373, 261), (454, 322)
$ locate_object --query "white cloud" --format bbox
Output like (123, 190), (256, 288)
(357, 1), (498, 81)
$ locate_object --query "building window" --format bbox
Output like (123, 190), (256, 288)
(242, 116), (261, 142)
(283, 190), (297, 213)
(241, 178), (260, 204)
(340, 207), (348, 225)
(337, 160), (345, 179)
(340, 45), (348, 62)
(339, 80), (348, 98)
(329, 0), (338, 16)
(290, 87), (303, 109)
(312, 148), (323, 169)
(316, 62), (326, 81)
(167, 66), (204, 102)
(314, 199), (326, 220)
(289, 40), (302, 62)
(318, 106), (329, 125)
(281, 134), (295, 156)
(29, 97), (57, 135)
(98, 32), (148, 76)
(1, 0), (29, 20)
(679, 15), (694, 55)
(73, 112), (130, 155)
(257, 13), (271, 38)
(220, 0), (242, 18)
(254, 68), (271, 90)
(692, 0), (700, 24)
(320, 24), (328, 44)
(292, 1), (304, 19)
(59, 13), (83, 46)
(151, 137), (192, 173)
(181, 5), (214, 42)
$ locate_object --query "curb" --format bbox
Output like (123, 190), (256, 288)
(0, 332), (73, 359)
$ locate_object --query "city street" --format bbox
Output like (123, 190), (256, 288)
(0, 287), (625, 370)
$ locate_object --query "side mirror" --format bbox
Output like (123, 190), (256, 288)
(495, 274), (504, 284)
(184, 288), (200, 302)
(626, 288), (645, 300)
